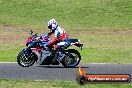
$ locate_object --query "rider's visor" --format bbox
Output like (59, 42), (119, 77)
(48, 25), (52, 30)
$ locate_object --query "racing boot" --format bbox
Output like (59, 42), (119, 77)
(51, 50), (59, 65)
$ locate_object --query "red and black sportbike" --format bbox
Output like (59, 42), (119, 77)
(17, 30), (83, 67)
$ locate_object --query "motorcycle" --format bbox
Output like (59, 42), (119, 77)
(17, 30), (83, 67)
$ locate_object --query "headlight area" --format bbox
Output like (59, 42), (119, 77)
(27, 44), (33, 47)
(26, 41), (35, 48)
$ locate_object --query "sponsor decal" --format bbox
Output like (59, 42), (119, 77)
(76, 67), (131, 85)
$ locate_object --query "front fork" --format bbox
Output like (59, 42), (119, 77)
(23, 48), (42, 64)
(22, 48), (32, 60)
(30, 48), (43, 64)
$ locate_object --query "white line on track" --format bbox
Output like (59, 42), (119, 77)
(89, 63), (114, 64)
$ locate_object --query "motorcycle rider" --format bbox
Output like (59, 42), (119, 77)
(42, 19), (70, 63)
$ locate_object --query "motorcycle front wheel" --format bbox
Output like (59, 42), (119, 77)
(61, 49), (81, 68)
(17, 49), (35, 67)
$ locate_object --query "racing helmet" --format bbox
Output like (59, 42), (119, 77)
(48, 19), (57, 32)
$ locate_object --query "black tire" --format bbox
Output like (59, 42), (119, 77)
(62, 49), (81, 68)
(76, 76), (86, 85)
(17, 49), (35, 67)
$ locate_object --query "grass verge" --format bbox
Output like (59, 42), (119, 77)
(0, 79), (132, 88)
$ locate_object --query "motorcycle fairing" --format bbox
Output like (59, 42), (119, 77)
(31, 48), (52, 65)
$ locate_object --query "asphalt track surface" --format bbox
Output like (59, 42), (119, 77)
(0, 63), (132, 81)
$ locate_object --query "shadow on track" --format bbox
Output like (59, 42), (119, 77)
(36, 65), (89, 68)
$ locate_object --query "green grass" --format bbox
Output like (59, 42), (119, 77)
(0, 44), (24, 62)
(0, 26), (132, 63)
(0, 79), (132, 88)
(0, 0), (132, 29)
(0, 30), (132, 63)
(0, 0), (132, 87)
(79, 47), (132, 63)
(76, 32), (132, 63)
(0, 0), (132, 63)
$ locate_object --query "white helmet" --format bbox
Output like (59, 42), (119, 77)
(48, 19), (57, 32)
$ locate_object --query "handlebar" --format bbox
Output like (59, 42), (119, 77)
(29, 30), (33, 35)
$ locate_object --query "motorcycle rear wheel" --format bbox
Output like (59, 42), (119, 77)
(61, 49), (81, 68)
